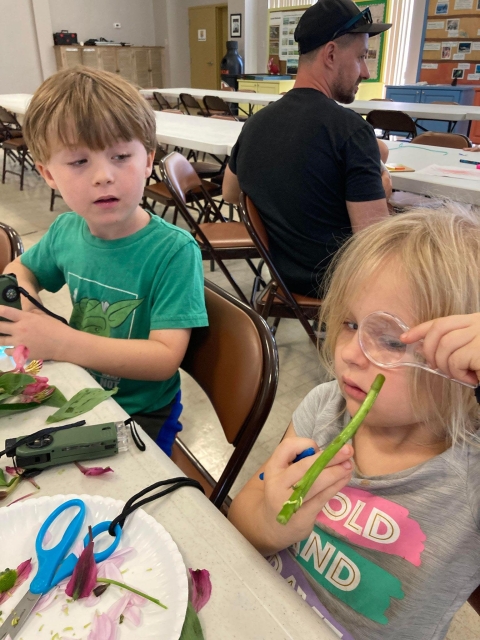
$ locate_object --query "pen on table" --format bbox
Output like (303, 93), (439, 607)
(459, 158), (480, 167)
(259, 446), (316, 480)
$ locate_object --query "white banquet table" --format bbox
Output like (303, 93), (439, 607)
(154, 110), (243, 156)
(385, 140), (480, 205)
(0, 361), (339, 640)
(141, 87), (283, 108)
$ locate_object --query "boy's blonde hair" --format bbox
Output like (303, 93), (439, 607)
(23, 67), (157, 163)
(319, 205), (480, 446)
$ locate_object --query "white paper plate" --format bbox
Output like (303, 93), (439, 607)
(0, 494), (189, 639)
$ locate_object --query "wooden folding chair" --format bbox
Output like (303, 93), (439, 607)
(411, 131), (471, 149)
(366, 109), (417, 140)
(159, 152), (263, 304)
(0, 222), (23, 271)
(239, 193), (322, 345)
(172, 279), (278, 509)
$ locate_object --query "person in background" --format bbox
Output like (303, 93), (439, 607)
(223, 0), (392, 297)
(228, 205), (480, 640)
(0, 67), (208, 456)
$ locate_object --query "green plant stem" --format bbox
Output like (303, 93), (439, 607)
(276, 374), (385, 525)
(96, 578), (168, 609)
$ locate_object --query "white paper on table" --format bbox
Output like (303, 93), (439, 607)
(417, 164), (480, 180)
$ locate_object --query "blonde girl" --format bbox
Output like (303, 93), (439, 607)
(229, 205), (480, 640)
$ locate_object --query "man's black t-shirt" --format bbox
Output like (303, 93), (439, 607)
(229, 88), (385, 296)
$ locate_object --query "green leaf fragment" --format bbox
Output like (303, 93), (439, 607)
(0, 373), (36, 395)
(0, 568), (17, 593)
(46, 388), (118, 423)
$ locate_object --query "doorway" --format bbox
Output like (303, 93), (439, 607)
(188, 4), (228, 90)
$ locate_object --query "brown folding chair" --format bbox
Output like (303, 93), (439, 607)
(179, 93), (208, 117)
(238, 193), (322, 346)
(203, 95), (237, 120)
(366, 110), (417, 140)
(153, 92), (173, 111)
(0, 107), (36, 191)
(171, 279), (278, 510)
(411, 131), (471, 149)
(159, 152), (263, 304)
(0, 222), (23, 272)
(469, 586), (480, 614)
(143, 146), (222, 221)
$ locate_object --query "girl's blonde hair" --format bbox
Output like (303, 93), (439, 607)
(23, 67), (157, 163)
(319, 205), (480, 446)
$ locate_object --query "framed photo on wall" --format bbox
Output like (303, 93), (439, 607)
(230, 13), (241, 38)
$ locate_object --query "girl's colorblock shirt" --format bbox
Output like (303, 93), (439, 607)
(282, 381), (480, 640)
(21, 212), (208, 415)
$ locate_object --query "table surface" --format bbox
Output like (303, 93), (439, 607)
(0, 361), (338, 640)
(154, 110), (243, 155)
(386, 140), (480, 205)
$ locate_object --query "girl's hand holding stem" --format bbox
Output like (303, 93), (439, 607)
(261, 437), (353, 550)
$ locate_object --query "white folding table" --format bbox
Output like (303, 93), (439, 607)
(385, 140), (480, 205)
(0, 361), (339, 640)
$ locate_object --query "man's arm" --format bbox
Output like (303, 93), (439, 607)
(222, 166), (241, 205)
(0, 305), (191, 380)
(346, 198), (389, 233)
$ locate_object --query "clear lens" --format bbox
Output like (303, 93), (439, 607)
(359, 312), (418, 367)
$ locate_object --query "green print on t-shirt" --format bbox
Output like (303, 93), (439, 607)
(70, 297), (144, 337)
(294, 525), (404, 624)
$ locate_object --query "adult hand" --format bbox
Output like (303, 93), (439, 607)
(381, 167), (393, 200)
(401, 313), (480, 387)
(463, 145), (480, 152)
(0, 306), (72, 361)
(262, 436), (353, 543)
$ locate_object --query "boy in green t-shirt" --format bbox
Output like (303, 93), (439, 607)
(0, 67), (208, 455)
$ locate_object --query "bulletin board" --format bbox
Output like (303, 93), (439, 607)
(419, 0), (480, 85)
(267, 1), (388, 80)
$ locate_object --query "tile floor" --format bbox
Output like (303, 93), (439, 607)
(0, 159), (478, 639)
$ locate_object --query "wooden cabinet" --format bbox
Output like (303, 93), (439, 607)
(54, 46), (165, 89)
(237, 78), (295, 114)
(385, 84), (474, 136)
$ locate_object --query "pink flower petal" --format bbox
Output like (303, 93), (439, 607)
(99, 561), (124, 582)
(98, 547), (133, 569)
(11, 345), (28, 371)
(32, 586), (59, 614)
(6, 492), (36, 506)
(87, 612), (117, 640)
(75, 462), (114, 476)
(4, 466), (18, 477)
(189, 568), (212, 613)
(0, 558), (33, 603)
(107, 593), (130, 623)
(123, 604), (142, 626)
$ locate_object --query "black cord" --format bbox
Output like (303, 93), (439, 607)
(17, 286), (68, 325)
(475, 386), (480, 405)
(108, 477), (205, 536)
(124, 418), (146, 451)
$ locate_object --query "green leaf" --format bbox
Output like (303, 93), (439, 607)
(0, 568), (17, 593)
(0, 402), (41, 417)
(46, 388), (118, 424)
(42, 386), (68, 408)
(0, 393), (12, 404)
(0, 469), (6, 487)
(0, 373), (36, 395)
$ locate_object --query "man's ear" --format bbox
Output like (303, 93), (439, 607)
(36, 163), (58, 190)
(145, 150), (155, 178)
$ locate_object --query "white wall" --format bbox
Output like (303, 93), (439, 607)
(48, 0), (156, 46)
(0, 0), (44, 93)
(404, 0), (427, 83)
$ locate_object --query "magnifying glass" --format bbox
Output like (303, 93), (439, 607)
(358, 311), (477, 389)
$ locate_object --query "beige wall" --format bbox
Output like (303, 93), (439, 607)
(48, 0), (156, 46)
(0, 0), (44, 93)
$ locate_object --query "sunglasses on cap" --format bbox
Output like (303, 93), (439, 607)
(331, 6), (373, 40)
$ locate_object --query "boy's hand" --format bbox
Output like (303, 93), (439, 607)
(262, 437), (353, 544)
(0, 306), (71, 361)
(401, 313), (480, 387)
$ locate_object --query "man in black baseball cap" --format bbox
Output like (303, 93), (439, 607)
(295, 0), (391, 54)
(223, 1), (392, 298)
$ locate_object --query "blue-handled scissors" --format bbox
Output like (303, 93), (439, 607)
(0, 498), (122, 640)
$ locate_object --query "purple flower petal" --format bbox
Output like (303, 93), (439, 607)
(0, 558), (33, 604)
(75, 462), (114, 476)
(6, 492), (36, 507)
(65, 534), (98, 600)
(123, 604), (142, 626)
(189, 568), (212, 613)
(11, 345), (28, 371)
